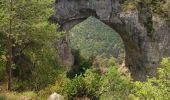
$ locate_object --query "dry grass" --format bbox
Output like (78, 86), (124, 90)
(0, 83), (37, 100)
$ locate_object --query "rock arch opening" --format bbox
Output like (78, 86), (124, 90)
(69, 16), (126, 76)
(70, 16), (125, 61)
(50, 0), (170, 81)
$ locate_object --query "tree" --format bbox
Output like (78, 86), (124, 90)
(0, 0), (14, 91)
(0, 0), (58, 90)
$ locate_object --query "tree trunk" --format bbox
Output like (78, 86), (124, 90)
(7, 40), (13, 91)
(7, 0), (13, 91)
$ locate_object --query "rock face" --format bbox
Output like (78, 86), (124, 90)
(54, 34), (74, 68)
(51, 0), (170, 81)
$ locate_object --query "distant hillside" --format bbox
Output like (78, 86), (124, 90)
(70, 16), (124, 59)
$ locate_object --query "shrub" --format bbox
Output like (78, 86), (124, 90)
(62, 66), (130, 100)
(129, 58), (170, 100)
(93, 55), (117, 68)
(67, 49), (92, 78)
(63, 69), (101, 100)
(37, 72), (70, 100)
(35, 57), (130, 99)
(99, 67), (131, 100)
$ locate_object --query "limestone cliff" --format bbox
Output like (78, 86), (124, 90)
(50, 0), (170, 81)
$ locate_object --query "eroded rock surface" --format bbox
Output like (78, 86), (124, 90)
(54, 34), (74, 68)
(51, 0), (170, 81)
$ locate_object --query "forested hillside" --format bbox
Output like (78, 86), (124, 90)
(0, 0), (170, 100)
(70, 17), (124, 59)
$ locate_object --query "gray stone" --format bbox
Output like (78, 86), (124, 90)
(54, 34), (74, 69)
(50, 0), (170, 81)
(47, 92), (64, 100)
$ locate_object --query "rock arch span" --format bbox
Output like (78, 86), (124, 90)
(50, 0), (170, 81)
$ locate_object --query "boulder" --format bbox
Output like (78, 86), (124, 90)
(47, 93), (64, 100)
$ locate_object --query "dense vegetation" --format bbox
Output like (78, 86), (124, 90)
(70, 17), (124, 59)
(0, 0), (170, 100)
(0, 0), (62, 91)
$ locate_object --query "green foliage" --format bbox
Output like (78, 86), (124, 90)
(122, 0), (170, 18)
(63, 66), (130, 100)
(0, 96), (5, 100)
(0, 0), (58, 46)
(37, 72), (70, 99)
(0, 0), (63, 91)
(67, 49), (92, 78)
(29, 63), (60, 91)
(72, 49), (92, 68)
(63, 69), (101, 99)
(70, 16), (124, 59)
(0, 50), (7, 81)
(25, 34), (61, 90)
(3, 91), (37, 100)
(129, 58), (170, 100)
(138, 0), (169, 18)
(0, 31), (7, 81)
(36, 61), (130, 99)
(122, 1), (138, 12)
(12, 41), (62, 91)
(0, 1), (169, 100)
(99, 67), (130, 100)
(163, 0), (170, 18)
(93, 55), (118, 68)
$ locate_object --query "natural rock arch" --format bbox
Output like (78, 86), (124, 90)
(50, 0), (170, 81)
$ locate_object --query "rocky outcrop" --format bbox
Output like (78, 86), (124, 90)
(51, 0), (170, 81)
(54, 34), (74, 69)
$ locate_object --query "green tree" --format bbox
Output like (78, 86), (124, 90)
(129, 58), (170, 100)
(0, 0), (58, 90)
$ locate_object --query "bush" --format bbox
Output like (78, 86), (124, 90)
(39, 64), (130, 100)
(37, 72), (70, 100)
(12, 43), (62, 91)
(93, 55), (118, 68)
(129, 58), (170, 100)
(63, 69), (101, 100)
(29, 64), (60, 91)
(63, 66), (130, 100)
(99, 67), (131, 100)
(67, 49), (92, 78)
